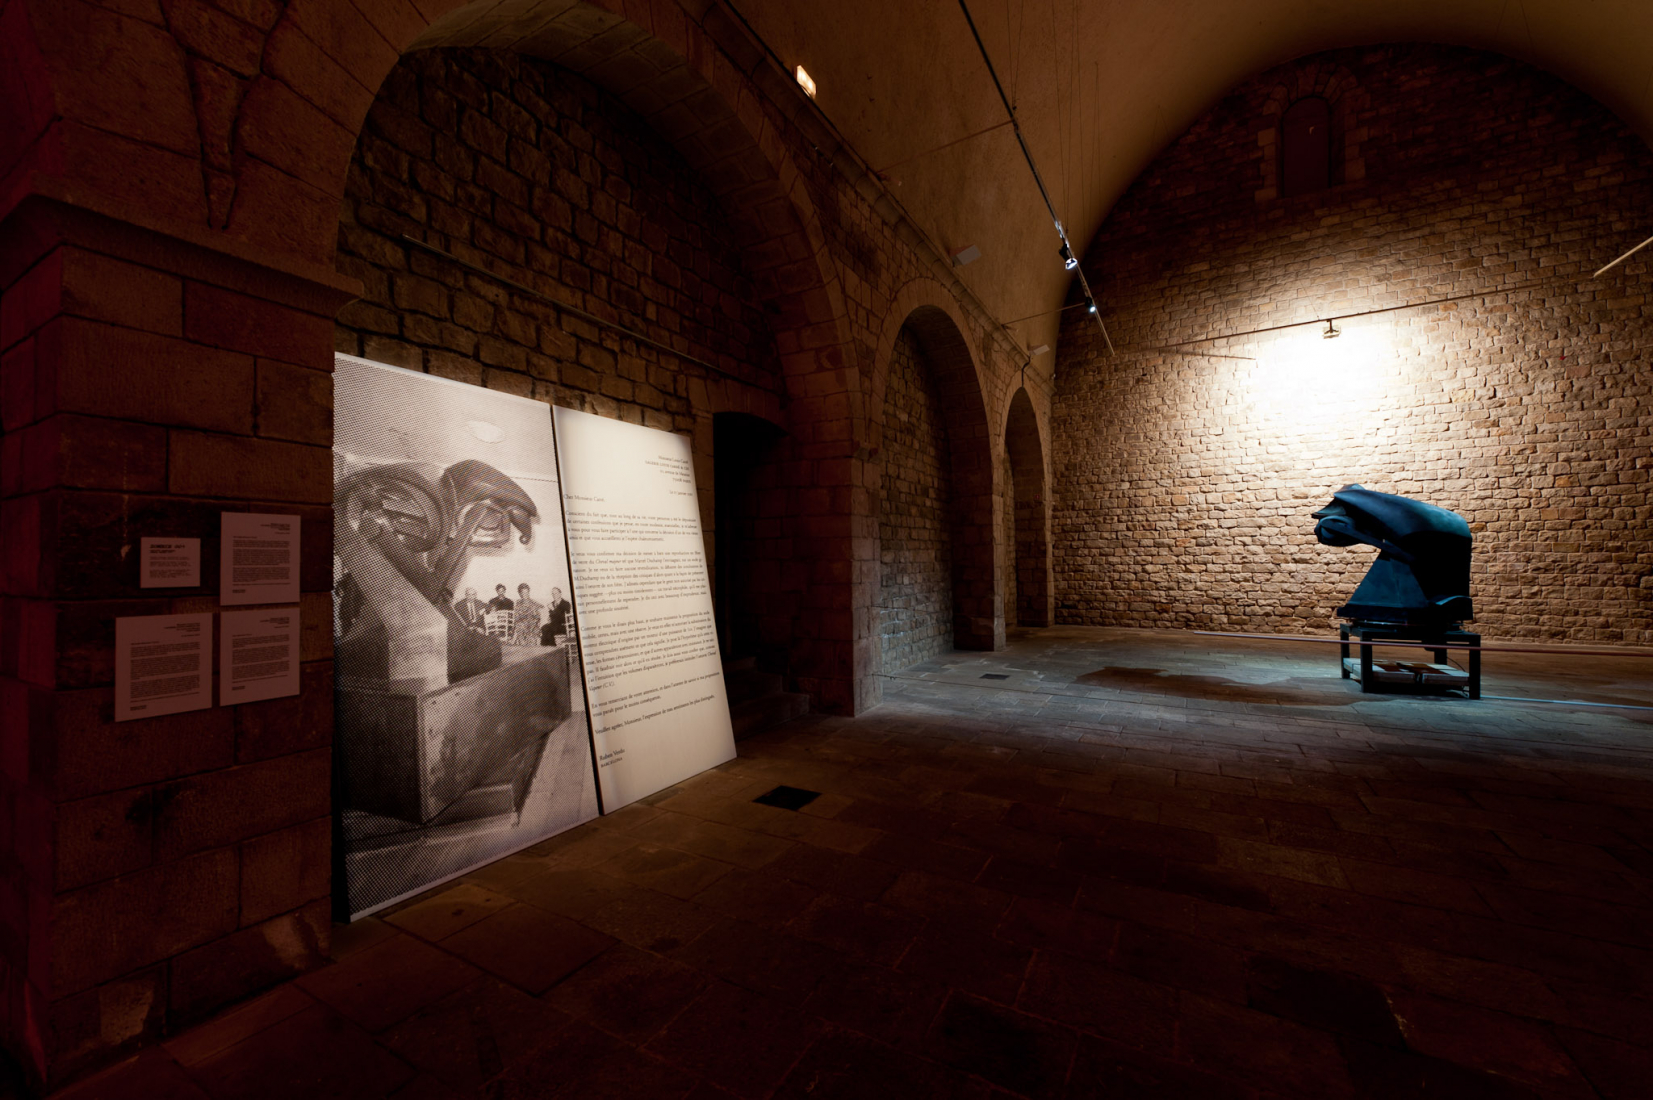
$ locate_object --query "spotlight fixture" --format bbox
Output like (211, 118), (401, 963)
(1323, 319), (1341, 339)
(1086, 297), (1098, 315)
(1059, 243), (1077, 270)
(951, 244), (982, 267)
(1029, 344), (1050, 356)
(795, 65), (817, 98)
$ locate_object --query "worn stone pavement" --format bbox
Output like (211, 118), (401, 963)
(53, 628), (1653, 1098)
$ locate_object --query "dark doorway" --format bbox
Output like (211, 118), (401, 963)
(1281, 96), (1332, 196)
(713, 412), (787, 662)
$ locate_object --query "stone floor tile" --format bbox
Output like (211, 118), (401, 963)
(1336, 1038), (1544, 1099)
(975, 856), (1081, 904)
(787, 894), (924, 965)
(328, 916), (398, 960)
(163, 983), (315, 1067)
(378, 976), (571, 1092)
(765, 843), (903, 901)
(188, 1003), (415, 1100)
(645, 981), (823, 1099)
(438, 904), (614, 995)
(601, 841), (734, 899)
(897, 922), (1034, 1003)
(54, 1049), (209, 1100)
(295, 933), (482, 1033)
(541, 943), (708, 1045)
(772, 1029), (989, 1100)
(802, 962), (950, 1049)
(1174, 992), (1357, 1100)
(1243, 955), (1403, 1046)
(690, 866), (820, 924)
(580, 882), (721, 953)
(860, 833), (991, 881)
(1019, 950), (1178, 1050)
(1385, 989), (1594, 1097)
(925, 993), (1078, 1099)
(1552, 1026), (1653, 1099)
(1064, 1034), (1251, 1100)
(670, 918), (840, 1004)
(881, 869), (1015, 931)
(489, 1021), (697, 1100)
(382, 882), (516, 942)
(1112, 921), (1250, 1003)
(387, 1073), (467, 1099)
(505, 865), (641, 920)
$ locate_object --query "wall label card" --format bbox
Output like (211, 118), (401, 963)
(221, 513), (300, 605)
(220, 607), (301, 705)
(115, 613), (214, 722)
(140, 538), (200, 588)
(553, 405), (736, 812)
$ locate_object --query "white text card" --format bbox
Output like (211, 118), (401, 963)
(221, 513), (300, 605)
(115, 613), (213, 722)
(140, 538), (201, 588)
(220, 607), (301, 706)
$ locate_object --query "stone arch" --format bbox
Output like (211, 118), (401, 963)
(1004, 387), (1051, 627)
(872, 280), (1000, 658)
(398, 1), (853, 408)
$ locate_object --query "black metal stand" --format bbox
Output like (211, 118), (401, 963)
(1339, 621), (1481, 699)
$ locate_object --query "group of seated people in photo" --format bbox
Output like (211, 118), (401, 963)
(453, 583), (575, 647)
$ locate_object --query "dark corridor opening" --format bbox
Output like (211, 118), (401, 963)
(713, 412), (787, 664)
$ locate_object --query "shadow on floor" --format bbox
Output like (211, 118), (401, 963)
(1074, 666), (1364, 706)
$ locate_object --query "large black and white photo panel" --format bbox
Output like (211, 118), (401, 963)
(333, 353), (599, 918)
(553, 406), (737, 811)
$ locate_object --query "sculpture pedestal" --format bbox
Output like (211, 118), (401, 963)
(1340, 622), (1481, 699)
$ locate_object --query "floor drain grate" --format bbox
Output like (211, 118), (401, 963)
(981, 673), (1010, 680)
(753, 785), (821, 811)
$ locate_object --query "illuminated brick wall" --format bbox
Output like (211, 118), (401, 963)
(878, 327), (954, 672)
(1054, 45), (1653, 642)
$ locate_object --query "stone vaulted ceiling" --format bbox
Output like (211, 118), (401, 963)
(734, 0), (1653, 376)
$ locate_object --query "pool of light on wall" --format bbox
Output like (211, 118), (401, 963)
(1245, 316), (1394, 428)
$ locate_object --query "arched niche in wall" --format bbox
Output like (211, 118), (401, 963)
(1004, 387), (1050, 628)
(871, 298), (998, 671)
(400, 0), (851, 409)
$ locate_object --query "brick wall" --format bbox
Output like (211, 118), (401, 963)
(1054, 45), (1653, 642)
(878, 327), (953, 673)
(334, 48), (782, 427)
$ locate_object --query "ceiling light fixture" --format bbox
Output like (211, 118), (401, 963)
(1060, 244), (1077, 270)
(795, 66), (816, 98)
(951, 244), (982, 267)
(1086, 297), (1098, 315)
(1323, 319), (1341, 339)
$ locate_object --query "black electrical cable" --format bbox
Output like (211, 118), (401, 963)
(955, 0), (1114, 354)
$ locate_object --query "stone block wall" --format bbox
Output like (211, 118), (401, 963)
(334, 49), (782, 425)
(1054, 45), (1653, 642)
(878, 327), (953, 673)
(0, 201), (345, 1087)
